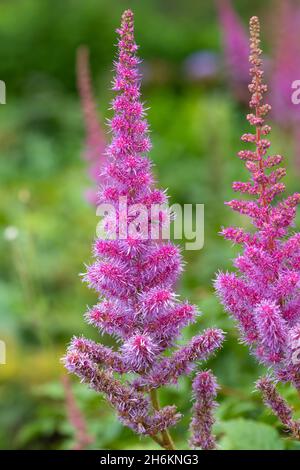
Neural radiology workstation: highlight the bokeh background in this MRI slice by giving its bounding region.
[1,0,300,450]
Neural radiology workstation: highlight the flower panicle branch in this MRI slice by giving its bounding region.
[256,376,300,439]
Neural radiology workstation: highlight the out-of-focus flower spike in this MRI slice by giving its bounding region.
[62,375,94,450]
[216,0,249,103]
[76,46,106,205]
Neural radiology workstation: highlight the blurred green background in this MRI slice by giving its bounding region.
[1,0,300,450]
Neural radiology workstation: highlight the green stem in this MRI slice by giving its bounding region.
[150,389,175,450]
[150,434,164,447]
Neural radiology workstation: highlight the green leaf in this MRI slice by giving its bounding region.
[218,419,285,450]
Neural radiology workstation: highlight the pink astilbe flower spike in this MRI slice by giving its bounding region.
[64,10,224,449]
[77,46,106,205]
[216,0,249,104]
[215,16,300,435]
[189,370,219,450]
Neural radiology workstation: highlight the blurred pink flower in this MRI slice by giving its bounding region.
[216,0,249,103]
[270,0,300,171]
[76,46,106,205]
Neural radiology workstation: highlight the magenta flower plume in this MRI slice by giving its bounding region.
[189,370,219,450]
[216,0,249,103]
[77,46,106,205]
[215,16,300,432]
[64,10,224,450]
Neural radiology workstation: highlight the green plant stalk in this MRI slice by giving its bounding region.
[150,389,176,450]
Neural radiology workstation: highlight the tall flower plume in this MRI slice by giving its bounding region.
[270,0,300,126]
[215,16,300,436]
[77,46,106,205]
[64,10,224,450]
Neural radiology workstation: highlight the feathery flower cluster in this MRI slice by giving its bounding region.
[64,10,224,449]
[77,46,106,205]
[189,370,219,450]
[215,16,300,428]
